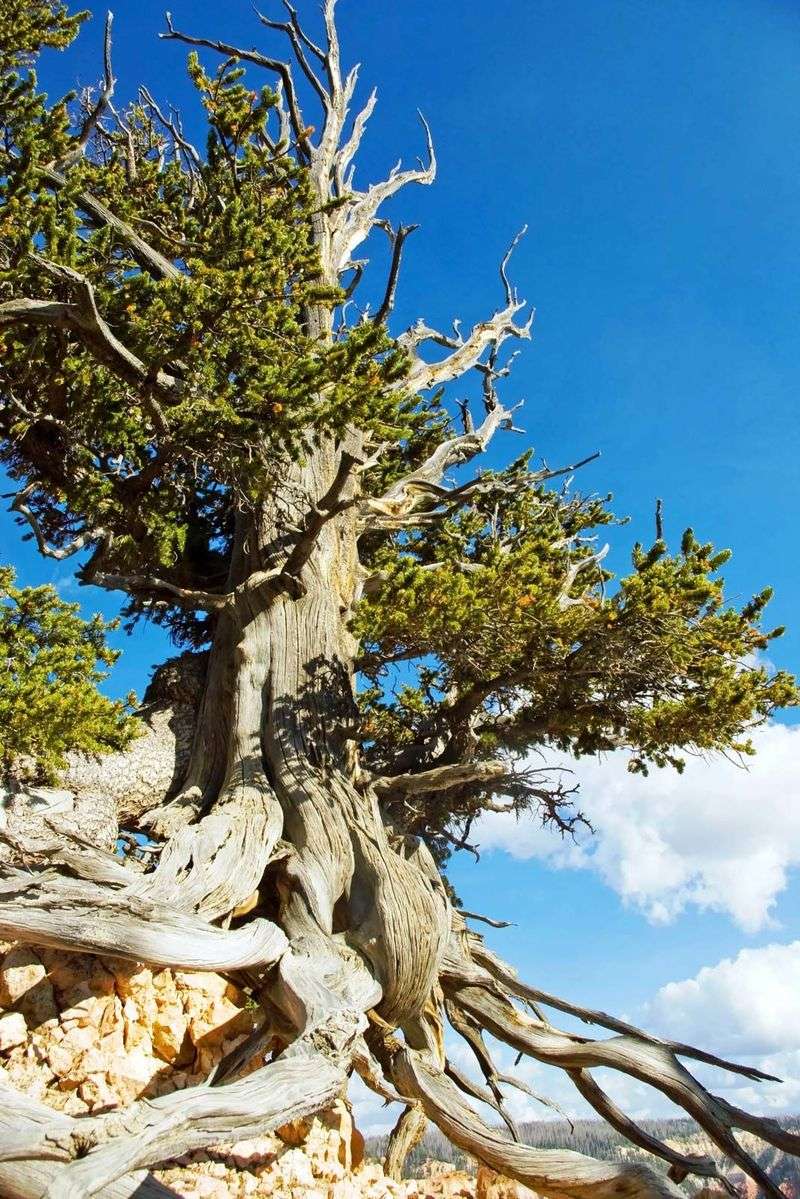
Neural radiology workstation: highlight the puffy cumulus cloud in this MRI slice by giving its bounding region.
[650,940,800,1057]
[645,942,800,1115]
[475,721,800,932]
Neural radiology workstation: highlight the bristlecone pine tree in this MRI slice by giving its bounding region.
[1,4,798,1196]
[0,563,135,780]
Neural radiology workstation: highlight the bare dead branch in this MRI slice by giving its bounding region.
[374,221,418,325]
[329,114,435,273]
[255,7,330,111]
[458,910,514,929]
[440,953,798,1199]
[337,86,377,183]
[10,486,108,561]
[384,1104,427,1180]
[495,1073,574,1127]
[54,11,116,172]
[90,569,229,611]
[568,1068,726,1187]
[0,863,288,972]
[372,760,507,802]
[397,304,533,395]
[160,13,308,152]
[139,86,202,172]
[499,225,528,306]
[443,1059,520,1142]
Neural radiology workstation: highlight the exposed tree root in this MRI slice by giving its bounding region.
[0,1083,178,1199]
[435,931,799,1199]
[0,863,287,972]
[384,1104,428,1181]
[0,1047,343,1199]
[392,1047,685,1199]
[3,793,800,1199]
[141,765,283,921]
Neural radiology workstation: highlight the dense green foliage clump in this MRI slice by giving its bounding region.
[356,461,796,852]
[358,468,793,773]
[0,565,136,779]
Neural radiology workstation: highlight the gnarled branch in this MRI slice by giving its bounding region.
[0,256,183,401]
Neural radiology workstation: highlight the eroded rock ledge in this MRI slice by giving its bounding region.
[0,938,529,1198]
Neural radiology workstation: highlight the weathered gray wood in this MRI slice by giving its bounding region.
[384,1104,427,1182]
[0,1084,178,1199]
[466,937,780,1083]
[39,1054,345,1198]
[2,5,797,1197]
[442,971,788,1199]
[0,868,287,971]
[393,1048,685,1199]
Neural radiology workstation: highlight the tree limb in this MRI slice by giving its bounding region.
[10,486,108,561]
[40,169,181,282]
[0,863,288,972]
[329,114,435,273]
[55,12,116,172]
[441,961,798,1199]
[467,939,781,1083]
[0,1082,177,1199]
[374,221,418,325]
[395,227,532,394]
[393,1048,686,1199]
[160,13,308,152]
[372,760,507,802]
[89,570,229,612]
[0,256,183,401]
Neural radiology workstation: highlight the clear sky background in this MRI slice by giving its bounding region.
[5,0,800,1129]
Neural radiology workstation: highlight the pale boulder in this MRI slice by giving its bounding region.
[0,945,58,1026]
[0,1011,27,1052]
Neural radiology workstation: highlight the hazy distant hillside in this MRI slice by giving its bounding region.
[368,1116,800,1194]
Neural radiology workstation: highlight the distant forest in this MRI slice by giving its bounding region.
[367,1116,800,1193]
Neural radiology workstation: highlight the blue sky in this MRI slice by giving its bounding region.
[5,0,800,1126]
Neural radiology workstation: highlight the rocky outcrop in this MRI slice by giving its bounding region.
[0,938,481,1196]
[0,940,261,1117]
[0,781,119,858]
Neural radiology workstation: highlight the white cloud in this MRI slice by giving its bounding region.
[650,940,800,1057]
[646,941,800,1114]
[475,721,800,932]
